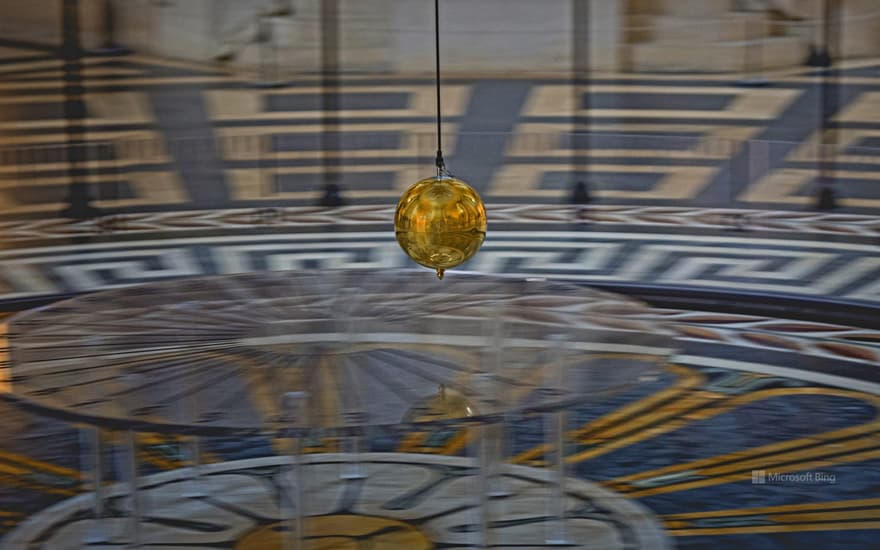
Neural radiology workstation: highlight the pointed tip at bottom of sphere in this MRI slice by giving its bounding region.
[436,269,445,280]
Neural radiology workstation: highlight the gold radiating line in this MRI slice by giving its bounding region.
[664,498,880,520]
[669,521,880,537]
[622,449,880,499]
[605,388,880,498]
[572,386,877,466]
[663,499,880,535]
[509,364,880,506]
[511,363,704,465]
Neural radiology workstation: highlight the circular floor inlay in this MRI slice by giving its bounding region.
[235,515,432,550]
[1,453,672,550]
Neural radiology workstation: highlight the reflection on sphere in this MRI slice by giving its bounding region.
[395,175,487,279]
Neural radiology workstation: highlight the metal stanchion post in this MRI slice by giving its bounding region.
[120,372,146,549]
[543,334,570,546]
[125,429,143,549]
[82,427,108,545]
[337,287,367,480]
[477,422,494,549]
[182,386,205,497]
[281,391,308,550]
[82,335,109,545]
[479,303,511,499]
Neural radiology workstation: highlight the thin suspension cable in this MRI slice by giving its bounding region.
[434,0,445,175]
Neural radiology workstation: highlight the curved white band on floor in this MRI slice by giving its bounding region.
[2,453,673,550]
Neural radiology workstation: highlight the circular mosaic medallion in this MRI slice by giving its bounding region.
[2,453,672,549]
[234,515,432,550]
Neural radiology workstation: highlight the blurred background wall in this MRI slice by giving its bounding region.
[624,0,880,71]
[96,0,621,74]
[0,0,64,47]
[6,0,877,75]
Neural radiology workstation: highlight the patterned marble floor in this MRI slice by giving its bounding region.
[0,204,877,306]
[2,41,880,218]
[0,202,878,548]
[0,314,878,548]
[1,36,879,550]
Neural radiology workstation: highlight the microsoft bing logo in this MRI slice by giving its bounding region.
[751,469,836,485]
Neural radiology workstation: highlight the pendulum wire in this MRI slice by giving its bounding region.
[434,0,445,175]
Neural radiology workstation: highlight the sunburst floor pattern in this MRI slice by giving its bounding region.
[4,270,671,435]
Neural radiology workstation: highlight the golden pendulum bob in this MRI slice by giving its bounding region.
[394,175,487,279]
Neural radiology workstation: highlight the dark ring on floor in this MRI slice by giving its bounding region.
[6,282,878,330]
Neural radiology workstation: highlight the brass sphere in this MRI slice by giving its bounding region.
[394,175,487,279]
